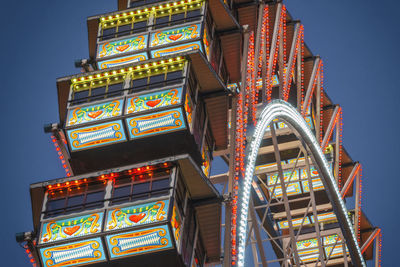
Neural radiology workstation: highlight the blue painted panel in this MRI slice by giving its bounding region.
[150,41,203,58]
[126,107,186,139]
[66,99,124,127]
[39,212,104,244]
[97,34,148,58]
[106,224,173,259]
[39,237,106,267]
[150,24,201,48]
[67,120,127,151]
[125,87,183,115]
[97,52,148,69]
[105,199,169,232]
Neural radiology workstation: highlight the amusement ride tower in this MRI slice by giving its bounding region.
[17,0,382,266]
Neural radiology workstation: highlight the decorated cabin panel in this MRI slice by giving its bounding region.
[277,217,311,230]
[296,238,319,263]
[126,107,186,139]
[67,120,127,151]
[106,224,173,259]
[125,87,183,115]
[39,213,104,245]
[201,144,210,177]
[323,234,348,258]
[267,170,299,185]
[268,182,301,198]
[150,24,201,48]
[105,199,169,232]
[97,52,148,69]
[170,202,182,251]
[39,237,106,267]
[301,178,324,192]
[184,87,193,131]
[66,99,124,127]
[300,164,330,192]
[310,212,337,224]
[97,34,148,59]
[150,41,203,58]
[202,25,211,60]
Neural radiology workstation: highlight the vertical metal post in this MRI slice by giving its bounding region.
[224,96,236,267]
[250,225,260,266]
[304,152,325,267]
[302,57,320,116]
[224,26,251,267]
[278,15,284,100]
[334,116,340,184]
[270,124,301,267]
[316,73,321,144]
[250,198,268,267]
[340,233,349,267]
[296,28,302,111]
[375,235,380,267]
[355,170,361,245]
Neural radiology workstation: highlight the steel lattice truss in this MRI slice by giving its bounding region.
[210,2,382,267]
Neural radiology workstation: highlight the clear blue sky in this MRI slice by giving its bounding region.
[0,0,398,265]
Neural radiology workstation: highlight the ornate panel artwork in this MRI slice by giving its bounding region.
[150,24,201,48]
[267,170,301,198]
[277,217,311,230]
[170,202,182,250]
[97,35,147,59]
[40,213,104,244]
[201,144,210,177]
[296,238,319,262]
[106,225,173,259]
[323,234,347,258]
[268,182,301,198]
[184,90,193,129]
[66,99,123,127]
[300,164,329,192]
[150,41,202,58]
[126,108,186,139]
[39,237,106,267]
[267,170,299,185]
[97,52,148,69]
[105,200,169,231]
[203,26,210,60]
[301,178,324,192]
[126,87,183,115]
[310,212,337,224]
[67,120,127,151]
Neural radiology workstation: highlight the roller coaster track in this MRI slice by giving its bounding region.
[213,2,382,266]
[237,100,364,267]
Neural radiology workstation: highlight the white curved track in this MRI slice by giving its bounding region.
[237,100,365,267]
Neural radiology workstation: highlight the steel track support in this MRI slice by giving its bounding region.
[303,151,326,267]
[270,124,301,266]
[250,198,268,267]
[321,105,340,151]
[355,168,361,245]
[341,163,360,198]
[302,57,320,117]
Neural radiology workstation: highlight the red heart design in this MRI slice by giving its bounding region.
[168,34,182,41]
[303,242,311,247]
[63,226,80,236]
[146,99,162,107]
[129,213,146,223]
[88,110,103,118]
[116,44,129,52]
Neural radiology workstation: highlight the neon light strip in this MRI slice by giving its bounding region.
[237,100,365,267]
[51,136,71,177]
